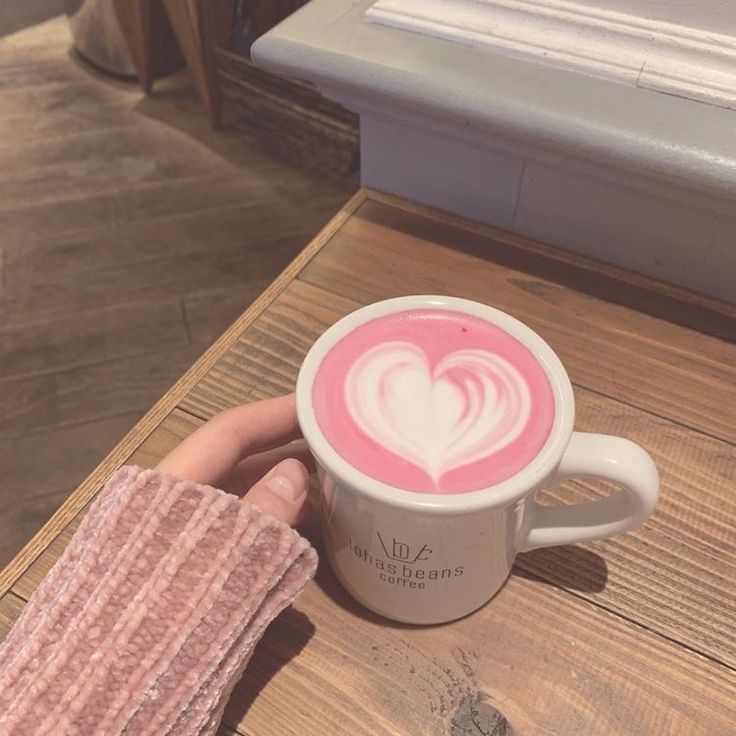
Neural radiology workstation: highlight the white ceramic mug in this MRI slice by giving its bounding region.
[296,296,659,624]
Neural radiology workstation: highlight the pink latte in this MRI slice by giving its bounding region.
[312,308,555,494]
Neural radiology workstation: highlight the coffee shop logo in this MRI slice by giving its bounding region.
[376,532,432,564]
[347,531,463,590]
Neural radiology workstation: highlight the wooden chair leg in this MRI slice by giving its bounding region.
[113,0,155,92]
[161,0,235,128]
[113,0,181,93]
[199,0,239,128]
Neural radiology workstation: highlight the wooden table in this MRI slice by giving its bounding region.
[1,190,734,735]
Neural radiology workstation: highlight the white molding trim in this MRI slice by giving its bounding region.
[366,0,736,109]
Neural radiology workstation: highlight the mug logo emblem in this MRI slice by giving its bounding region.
[377,531,432,564]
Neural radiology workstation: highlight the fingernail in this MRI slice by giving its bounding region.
[265,466,305,503]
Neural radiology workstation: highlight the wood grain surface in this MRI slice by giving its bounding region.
[0,14,353,569]
[216,567,736,736]
[179,278,736,667]
[299,200,736,442]
[1,190,734,735]
[0,593,25,643]
[0,296,189,379]
[0,190,366,600]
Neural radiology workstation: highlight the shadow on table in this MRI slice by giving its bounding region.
[222,607,315,729]
[513,545,608,592]
[310,538,436,630]
[311,535,608,627]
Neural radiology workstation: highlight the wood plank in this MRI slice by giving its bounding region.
[0,116,215,175]
[222,570,736,736]
[361,193,736,337]
[217,727,241,736]
[524,394,736,668]
[0,16,69,57]
[125,406,203,468]
[12,515,84,603]
[0,1,64,42]
[0,295,188,379]
[3,232,310,324]
[5,193,335,279]
[0,189,367,600]
[181,279,736,666]
[0,490,69,571]
[5,407,734,736]
[0,82,136,144]
[332,196,735,361]
[0,346,203,439]
[0,56,91,91]
[298,199,736,443]
[2,182,342,323]
[0,412,140,505]
[0,593,25,642]
[178,284,359,417]
[0,125,224,211]
[0,171,341,246]
[0,41,70,68]
[183,287,266,349]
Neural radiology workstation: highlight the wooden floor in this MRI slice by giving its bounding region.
[0,16,353,568]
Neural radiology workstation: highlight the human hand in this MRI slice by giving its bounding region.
[156,394,312,526]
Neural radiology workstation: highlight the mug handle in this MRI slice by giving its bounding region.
[518,432,659,552]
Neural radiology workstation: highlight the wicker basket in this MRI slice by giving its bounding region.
[216,47,359,177]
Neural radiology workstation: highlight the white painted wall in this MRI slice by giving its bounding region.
[360,113,734,300]
[580,0,736,36]
[253,0,736,300]
[368,0,736,109]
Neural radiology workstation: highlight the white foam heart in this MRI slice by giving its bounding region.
[345,341,531,486]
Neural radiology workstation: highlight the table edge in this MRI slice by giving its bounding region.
[363,189,736,322]
[0,189,369,599]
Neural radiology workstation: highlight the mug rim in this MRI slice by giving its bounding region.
[296,295,575,513]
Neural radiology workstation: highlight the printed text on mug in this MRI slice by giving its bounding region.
[347,533,464,589]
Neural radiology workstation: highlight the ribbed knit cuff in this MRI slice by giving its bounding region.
[0,465,318,736]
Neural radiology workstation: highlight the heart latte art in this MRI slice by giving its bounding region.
[312,309,555,493]
[346,343,531,485]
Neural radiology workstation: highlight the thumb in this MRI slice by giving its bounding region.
[243,458,310,526]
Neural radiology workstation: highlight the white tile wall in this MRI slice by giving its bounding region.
[359,116,733,301]
[360,115,523,229]
[514,163,725,298]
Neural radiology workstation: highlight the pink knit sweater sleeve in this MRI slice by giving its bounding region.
[0,465,319,736]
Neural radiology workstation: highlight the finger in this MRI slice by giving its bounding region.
[243,458,310,526]
[156,394,300,487]
[219,441,315,495]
